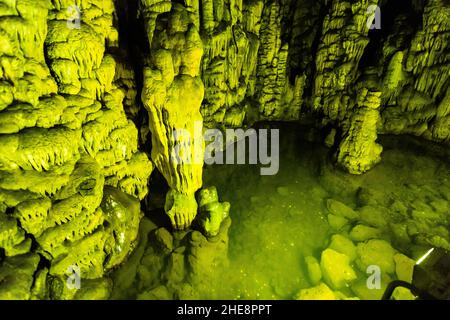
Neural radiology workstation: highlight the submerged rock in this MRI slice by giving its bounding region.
[295,283,336,300]
[320,249,357,290]
[328,234,357,262]
[349,225,382,242]
[356,239,396,275]
[351,273,393,300]
[358,206,388,229]
[318,162,364,196]
[389,222,411,249]
[276,186,290,196]
[326,199,359,221]
[304,256,322,286]
[394,253,415,283]
[327,214,350,231]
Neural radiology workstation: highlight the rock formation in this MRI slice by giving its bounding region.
[140,2,205,230]
[0,0,152,299]
[134,0,449,227]
[0,0,449,299]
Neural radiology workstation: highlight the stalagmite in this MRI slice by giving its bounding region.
[336,88,383,174]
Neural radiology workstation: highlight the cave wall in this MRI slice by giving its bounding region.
[0,0,153,299]
[131,0,449,174]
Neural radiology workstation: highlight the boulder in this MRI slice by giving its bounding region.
[276,186,290,196]
[328,234,357,261]
[326,199,359,220]
[358,206,388,229]
[429,199,448,213]
[0,253,40,300]
[295,283,336,300]
[320,249,357,290]
[389,222,411,249]
[351,273,392,300]
[73,278,112,300]
[394,253,415,282]
[304,256,322,285]
[349,225,381,242]
[327,214,349,231]
[356,239,396,275]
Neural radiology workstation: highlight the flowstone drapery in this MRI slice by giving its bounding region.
[0,0,152,299]
[141,3,205,230]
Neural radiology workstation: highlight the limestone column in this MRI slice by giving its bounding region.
[141,3,205,230]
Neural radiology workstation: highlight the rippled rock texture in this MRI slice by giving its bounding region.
[0,0,449,299]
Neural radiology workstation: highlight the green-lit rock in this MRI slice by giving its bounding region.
[295,283,336,300]
[0,253,40,300]
[30,268,49,300]
[137,285,172,300]
[141,3,205,231]
[356,240,396,275]
[389,222,411,249]
[73,278,112,300]
[392,287,416,300]
[349,225,381,242]
[0,0,152,300]
[327,214,349,231]
[101,186,142,269]
[328,234,357,262]
[152,228,174,254]
[0,0,449,301]
[393,253,415,283]
[326,199,359,221]
[351,273,392,300]
[358,206,388,229]
[164,190,199,231]
[320,249,357,290]
[196,186,230,237]
[336,89,383,175]
[163,252,186,283]
[304,256,322,286]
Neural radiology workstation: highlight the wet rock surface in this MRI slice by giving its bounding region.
[0,0,449,300]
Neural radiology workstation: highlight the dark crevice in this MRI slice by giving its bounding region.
[359,0,421,69]
[114,0,151,150]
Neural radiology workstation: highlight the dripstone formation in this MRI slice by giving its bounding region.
[0,0,152,299]
[0,0,448,299]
